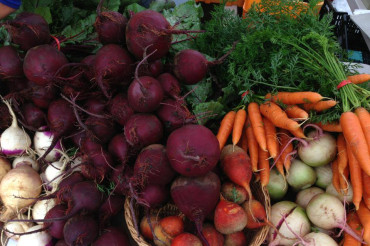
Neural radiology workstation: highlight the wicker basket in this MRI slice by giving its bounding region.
[125,180,271,246]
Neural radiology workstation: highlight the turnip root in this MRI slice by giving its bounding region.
[17,225,53,246]
[295,187,324,209]
[4,214,34,241]
[0,157,11,182]
[297,232,338,246]
[286,159,316,190]
[12,155,39,172]
[32,198,57,224]
[34,127,64,162]
[214,199,247,234]
[326,182,353,202]
[314,164,333,189]
[166,124,220,177]
[267,167,288,201]
[0,165,42,221]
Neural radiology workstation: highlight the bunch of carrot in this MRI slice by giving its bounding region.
[216,91,336,188]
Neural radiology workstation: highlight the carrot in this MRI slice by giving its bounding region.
[232,108,247,146]
[237,127,248,153]
[363,171,370,210]
[302,100,337,112]
[354,107,370,153]
[262,117,278,159]
[357,201,370,244]
[347,74,370,84]
[340,111,370,176]
[347,143,363,210]
[258,146,270,187]
[337,134,349,194]
[245,117,259,172]
[275,156,285,178]
[331,159,341,194]
[339,165,349,195]
[314,121,342,132]
[248,102,267,151]
[265,91,323,105]
[216,111,236,150]
[278,129,294,173]
[343,212,362,246]
[284,105,309,120]
[260,101,305,139]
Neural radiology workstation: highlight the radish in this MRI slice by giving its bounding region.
[171,172,221,246]
[0,99,31,157]
[268,201,311,246]
[297,232,338,246]
[267,167,288,201]
[0,165,42,221]
[108,93,134,126]
[34,126,63,162]
[63,214,99,246]
[0,156,11,181]
[298,130,337,167]
[125,10,204,61]
[92,227,131,246]
[326,182,353,202]
[286,159,316,190]
[295,187,324,209]
[314,164,333,189]
[94,0,128,44]
[5,13,50,51]
[17,225,53,246]
[32,198,57,224]
[306,193,364,243]
[0,46,23,80]
[23,45,69,86]
[166,124,220,177]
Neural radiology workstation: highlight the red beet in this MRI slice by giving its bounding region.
[202,224,224,246]
[23,45,69,86]
[171,172,221,246]
[57,172,85,203]
[63,214,99,246]
[92,227,131,246]
[108,133,130,164]
[109,93,134,126]
[6,13,50,51]
[139,184,169,208]
[56,240,68,246]
[157,73,181,99]
[133,144,175,186]
[137,59,164,77]
[83,150,114,181]
[224,231,247,246]
[44,204,68,239]
[30,83,58,109]
[81,55,95,81]
[84,98,106,114]
[85,116,117,144]
[21,103,46,129]
[124,113,163,149]
[98,195,125,226]
[94,44,134,98]
[0,46,23,80]
[166,124,220,177]
[127,76,164,113]
[111,165,133,196]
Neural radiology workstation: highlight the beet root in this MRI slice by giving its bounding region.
[98,195,125,227]
[157,73,181,99]
[21,103,46,129]
[108,133,130,164]
[95,10,128,45]
[173,49,208,85]
[166,124,220,177]
[84,116,117,144]
[92,227,131,246]
[67,181,104,215]
[44,204,68,239]
[0,46,23,80]
[63,214,99,246]
[109,93,134,126]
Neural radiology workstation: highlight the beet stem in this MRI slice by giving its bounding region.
[60,93,107,119]
[134,47,157,93]
[208,41,238,66]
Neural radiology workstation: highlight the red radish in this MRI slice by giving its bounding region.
[92,227,131,246]
[94,0,127,44]
[6,13,50,51]
[214,199,248,234]
[109,93,134,126]
[125,10,204,61]
[171,172,221,246]
[0,46,23,79]
[108,133,130,164]
[23,45,69,86]
[173,48,233,85]
[85,116,117,144]
[156,98,195,133]
[140,215,159,240]
[63,214,99,246]
[153,215,184,246]
[166,124,220,177]
[133,144,176,186]
[172,233,203,246]
[221,182,249,204]
[157,73,181,99]
[202,224,224,246]
[44,204,68,239]
[21,103,46,129]
[30,84,58,109]
[124,113,163,149]
[220,145,253,211]
[224,231,247,246]
[242,199,267,229]
[98,195,125,227]
[94,44,134,98]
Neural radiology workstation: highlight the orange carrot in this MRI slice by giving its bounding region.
[275,156,285,178]
[343,212,363,246]
[216,111,236,150]
[337,134,349,194]
[248,102,267,151]
[245,117,259,172]
[237,127,248,153]
[363,171,370,210]
[260,101,305,139]
[278,129,294,173]
[354,107,370,153]
[331,159,341,194]
[265,91,323,105]
[339,165,349,195]
[262,117,278,159]
[340,111,370,176]
[284,105,309,119]
[302,100,337,112]
[347,143,363,210]
[232,108,247,146]
[258,146,270,187]
[357,201,370,244]
[347,74,370,84]
[315,121,342,132]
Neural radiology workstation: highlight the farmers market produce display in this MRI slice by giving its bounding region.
[0,0,369,245]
